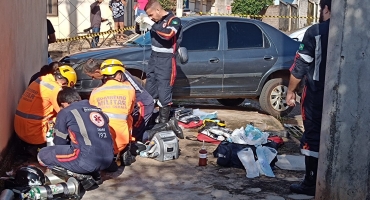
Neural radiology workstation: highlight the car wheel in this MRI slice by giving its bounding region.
[217,98,245,107]
[259,78,294,117]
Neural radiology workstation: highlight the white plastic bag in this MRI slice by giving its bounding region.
[244,124,268,146]
[237,147,259,178]
[228,127,248,144]
[256,146,275,177]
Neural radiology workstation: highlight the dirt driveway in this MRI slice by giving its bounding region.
[81,99,311,200]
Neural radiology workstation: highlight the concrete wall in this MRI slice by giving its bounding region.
[48,0,113,39]
[0,1,47,155]
[262,2,298,32]
[262,5,280,29]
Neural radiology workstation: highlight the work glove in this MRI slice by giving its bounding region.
[142,16,155,26]
[135,15,143,24]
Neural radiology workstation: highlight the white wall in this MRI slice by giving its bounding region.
[48,0,114,39]
[0,1,47,154]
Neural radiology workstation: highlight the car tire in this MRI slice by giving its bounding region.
[259,78,294,117]
[217,98,245,107]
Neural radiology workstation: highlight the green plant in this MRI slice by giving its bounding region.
[231,0,273,15]
[159,0,176,11]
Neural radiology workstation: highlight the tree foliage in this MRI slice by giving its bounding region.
[231,0,273,15]
[158,0,176,11]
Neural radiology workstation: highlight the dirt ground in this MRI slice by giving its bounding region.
[1,99,313,200]
[1,50,312,199]
[81,100,310,200]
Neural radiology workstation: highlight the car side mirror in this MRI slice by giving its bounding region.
[177,47,188,64]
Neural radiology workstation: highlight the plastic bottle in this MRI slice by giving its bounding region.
[46,120,55,146]
[198,140,207,166]
[237,147,259,178]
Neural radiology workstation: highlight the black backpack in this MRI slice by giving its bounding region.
[213,141,279,169]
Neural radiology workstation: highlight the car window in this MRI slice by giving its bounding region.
[132,31,151,45]
[181,22,219,51]
[226,22,264,49]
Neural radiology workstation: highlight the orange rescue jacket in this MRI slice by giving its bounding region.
[14,74,62,144]
[89,80,136,154]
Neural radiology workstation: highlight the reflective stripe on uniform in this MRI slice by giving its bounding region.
[301,149,319,158]
[151,46,173,53]
[35,78,55,90]
[105,113,128,120]
[124,72,143,93]
[55,129,68,139]
[93,85,132,94]
[313,35,322,81]
[70,109,92,146]
[298,52,314,63]
[15,110,44,120]
[167,26,178,33]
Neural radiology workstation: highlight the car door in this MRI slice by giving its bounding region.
[222,21,278,93]
[173,21,224,98]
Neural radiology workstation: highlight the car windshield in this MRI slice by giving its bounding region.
[130,32,151,46]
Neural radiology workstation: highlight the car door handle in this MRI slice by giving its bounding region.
[264,55,274,61]
[209,57,220,63]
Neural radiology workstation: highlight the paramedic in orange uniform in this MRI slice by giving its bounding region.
[14,65,77,147]
[89,59,136,157]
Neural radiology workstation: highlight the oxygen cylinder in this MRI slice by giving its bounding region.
[26,177,80,200]
[0,189,14,200]
[198,140,207,166]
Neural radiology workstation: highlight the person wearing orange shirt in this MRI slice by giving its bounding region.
[89,60,136,165]
[14,65,77,156]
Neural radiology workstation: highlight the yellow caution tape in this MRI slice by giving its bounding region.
[198,12,318,19]
[55,26,136,43]
[56,13,317,43]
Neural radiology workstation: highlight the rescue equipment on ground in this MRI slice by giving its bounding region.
[140,131,179,162]
[14,166,45,187]
[198,140,207,166]
[21,177,80,200]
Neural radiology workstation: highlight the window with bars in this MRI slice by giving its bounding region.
[47,0,58,16]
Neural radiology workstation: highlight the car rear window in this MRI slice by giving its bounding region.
[227,22,264,49]
[181,22,219,51]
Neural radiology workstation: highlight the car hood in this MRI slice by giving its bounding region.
[60,45,151,64]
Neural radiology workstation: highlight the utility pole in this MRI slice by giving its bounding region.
[176,0,183,17]
[316,0,370,199]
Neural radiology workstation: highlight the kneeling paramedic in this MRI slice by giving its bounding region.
[83,58,154,142]
[135,0,183,123]
[88,60,136,164]
[83,59,184,142]
[38,87,114,189]
[14,65,77,154]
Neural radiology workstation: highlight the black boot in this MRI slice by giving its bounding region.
[159,105,171,123]
[167,117,184,139]
[290,156,318,196]
[146,123,168,140]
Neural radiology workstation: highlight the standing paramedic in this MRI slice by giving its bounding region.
[286,0,331,196]
[135,0,183,123]
[14,66,77,155]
